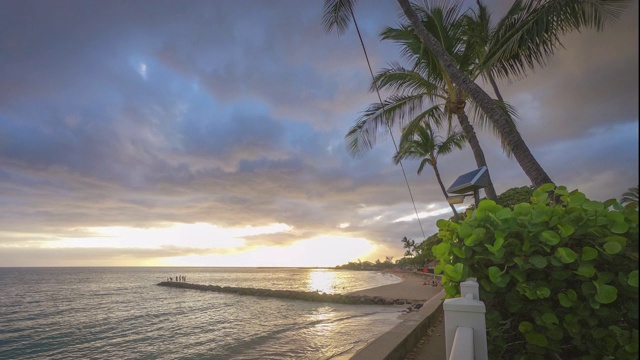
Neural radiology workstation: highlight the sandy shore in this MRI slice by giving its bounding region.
[346,271,442,302]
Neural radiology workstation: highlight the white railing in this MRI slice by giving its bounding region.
[443,278,488,360]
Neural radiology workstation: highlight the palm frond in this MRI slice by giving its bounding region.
[372,64,444,97]
[468,98,519,157]
[322,0,357,35]
[620,186,639,206]
[481,0,629,80]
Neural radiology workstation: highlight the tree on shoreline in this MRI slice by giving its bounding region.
[393,121,466,217]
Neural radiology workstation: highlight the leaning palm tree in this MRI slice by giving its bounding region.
[393,121,466,217]
[620,186,639,208]
[348,2,508,201]
[325,0,628,188]
[396,0,629,188]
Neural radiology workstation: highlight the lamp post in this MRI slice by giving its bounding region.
[447,166,489,208]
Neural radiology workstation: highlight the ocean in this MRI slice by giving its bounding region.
[0,267,404,359]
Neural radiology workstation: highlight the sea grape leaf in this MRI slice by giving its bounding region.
[528,255,547,269]
[574,264,596,278]
[594,283,618,304]
[436,219,450,229]
[603,241,622,255]
[488,266,502,284]
[525,332,549,347]
[519,321,533,333]
[536,286,551,299]
[611,221,629,234]
[538,183,556,192]
[555,247,578,263]
[628,270,638,287]
[558,293,574,307]
[581,247,598,261]
[557,223,575,237]
[540,230,561,245]
[496,207,511,220]
[542,312,559,326]
[582,200,604,211]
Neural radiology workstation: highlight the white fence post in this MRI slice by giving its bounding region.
[444,278,488,360]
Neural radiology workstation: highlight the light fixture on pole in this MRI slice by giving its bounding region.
[447,166,489,208]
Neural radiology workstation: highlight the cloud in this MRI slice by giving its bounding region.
[0,0,637,266]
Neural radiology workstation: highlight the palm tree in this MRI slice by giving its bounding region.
[396,0,628,188]
[400,236,417,257]
[620,186,639,208]
[347,2,504,200]
[393,121,466,217]
[324,0,628,188]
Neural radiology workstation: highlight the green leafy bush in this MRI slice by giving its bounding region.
[433,184,639,359]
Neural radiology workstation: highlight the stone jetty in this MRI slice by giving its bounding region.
[157,281,417,306]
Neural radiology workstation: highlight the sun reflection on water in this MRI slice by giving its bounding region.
[307,269,340,293]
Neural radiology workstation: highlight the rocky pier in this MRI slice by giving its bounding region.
[157,281,419,306]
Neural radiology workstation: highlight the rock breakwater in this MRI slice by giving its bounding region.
[157,281,418,306]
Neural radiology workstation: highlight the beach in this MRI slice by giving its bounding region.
[344,271,446,360]
[347,270,442,303]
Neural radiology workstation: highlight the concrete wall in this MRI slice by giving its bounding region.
[350,290,445,360]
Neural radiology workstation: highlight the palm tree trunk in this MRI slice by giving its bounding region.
[452,103,498,201]
[487,72,505,103]
[432,164,460,217]
[397,0,553,188]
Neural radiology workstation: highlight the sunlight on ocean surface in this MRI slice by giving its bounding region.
[0,267,403,359]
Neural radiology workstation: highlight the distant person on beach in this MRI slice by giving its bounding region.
[170,277,173,282]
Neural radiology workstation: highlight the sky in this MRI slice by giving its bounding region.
[0,0,637,267]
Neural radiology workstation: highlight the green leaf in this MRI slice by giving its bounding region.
[528,255,547,269]
[611,221,629,234]
[567,289,577,302]
[452,246,464,258]
[464,235,481,246]
[536,286,551,299]
[538,183,556,192]
[557,223,575,237]
[496,207,512,219]
[569,192,587,206]
[603,241,623,255]
[514,257,525,267]
[432,243,451,258]
[540,230,561,245]
[477,200,499,212]
[513,202,531,216]
[458,223,473,238]
[525,332,549,347]
[574,264,596,278]
[444,263,464,282]
[582,200,604,211]
[581,247,598,261]
[519,321,534,333]
[594,283,618,304]
[541,313,559,326]
[488,266,502,284]
[555,247,578,264]
[436,219,450,229]
[558,293,573,307]
[628,270,638,287]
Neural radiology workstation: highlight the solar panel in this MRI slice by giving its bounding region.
[447,166,489,194]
